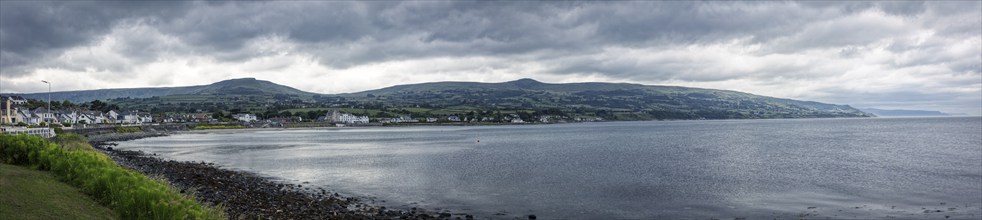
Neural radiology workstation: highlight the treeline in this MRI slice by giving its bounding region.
[15,99,120,112]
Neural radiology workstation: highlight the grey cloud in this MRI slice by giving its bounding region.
[0,1,191,75]
[2,2,979,93]
[6,1,976,71]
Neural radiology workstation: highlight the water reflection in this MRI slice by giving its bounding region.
[117,117,982,219]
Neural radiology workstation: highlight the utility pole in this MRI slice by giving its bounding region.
[41,80,50,128]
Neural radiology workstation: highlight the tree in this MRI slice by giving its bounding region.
[212,112,225,120]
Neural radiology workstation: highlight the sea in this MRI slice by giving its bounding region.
[116,117,982,219]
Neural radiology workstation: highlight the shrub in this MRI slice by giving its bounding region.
[192,125,245,130]
[115,127,142,133]
[0,134,225,219]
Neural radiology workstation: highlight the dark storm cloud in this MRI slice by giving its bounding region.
[4,1,978,71]
[1,1,979,114]
[0,1,191,74]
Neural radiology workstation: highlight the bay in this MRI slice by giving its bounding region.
[116,117,982,219]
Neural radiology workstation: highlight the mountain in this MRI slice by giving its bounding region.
[6,78,315,103]
[859,108,949,117]
[339,78,871,119]
[5,78,871,120]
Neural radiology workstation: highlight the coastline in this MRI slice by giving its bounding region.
[88,130,476,220]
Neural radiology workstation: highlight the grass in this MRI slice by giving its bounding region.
[114,127,142,133]
[193,125,246,130]
[0,134,225,219]
[0,163,119,220]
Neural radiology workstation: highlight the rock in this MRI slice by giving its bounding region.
[465,214,474,220]
[528,214,537,219]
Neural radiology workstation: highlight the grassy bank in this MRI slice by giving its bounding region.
[0,134,224,219]
[0,163,118,220]
[193,125,245,130]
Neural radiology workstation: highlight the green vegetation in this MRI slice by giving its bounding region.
[193,125,246,130]
[9,78,871,122]
[114,127,142,133]
[1,163,119,220]
[0,134,225,219]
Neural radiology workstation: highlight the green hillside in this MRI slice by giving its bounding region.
[8,78,315,103]
[336,78,870,119]
[5,78,871,120]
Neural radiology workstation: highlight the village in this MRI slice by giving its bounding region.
[0,95,597,137]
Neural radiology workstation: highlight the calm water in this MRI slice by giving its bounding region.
[117,117,982,219]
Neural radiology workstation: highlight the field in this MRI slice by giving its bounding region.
[0,134,225,219]
[0,163,118,220]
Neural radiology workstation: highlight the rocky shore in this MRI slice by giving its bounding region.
[90,134,478,220]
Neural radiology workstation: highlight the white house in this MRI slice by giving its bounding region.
[138,113,153,123]
[81,111,109,124]
[58,111,79,124]
[32,108,57,123]
[76,113,97,124]
[326,111,369,124]
[5,96,27,105]
[107,110,121,123]
[115,111,140,124]
[387,116,418,123]
[447,116,461,122]
[233,113,257,122]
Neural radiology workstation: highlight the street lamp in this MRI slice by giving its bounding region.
[41,80,50,128]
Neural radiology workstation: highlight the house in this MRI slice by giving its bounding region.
[32,108,57,123]
[426,118,438,123]
[138,113,153,123]
[107,110,121,123]
[511,118,525,123]
[326,111,369,124]
[387,116,418,123]
[109,111,141,124]
[19,109,41,125]
[192,113,212,122]
[58,111,79,124]
[233,113,257,122]
[80,111,108,124]
[76,113,97,124]
[447,116,461,122]
[4,96,27,105]
[161,116,178,123]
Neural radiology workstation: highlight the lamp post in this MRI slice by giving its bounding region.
[41,80,50,129]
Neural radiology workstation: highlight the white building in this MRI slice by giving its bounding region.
[326,111,369,124]
[0,127,56,138]
[32,108,57,123]
[138,113,153,123]
[233,113,257,122]
[58,111,79,124]
[447,116,461,122]
[19,109,41,125]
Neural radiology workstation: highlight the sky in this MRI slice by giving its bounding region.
[0,1,980,115]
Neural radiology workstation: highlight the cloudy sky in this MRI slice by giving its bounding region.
[1,1,979,114]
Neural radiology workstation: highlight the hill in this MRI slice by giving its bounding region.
[5,78,872,120]
[337,78,871,119]
[6,78,315,103]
